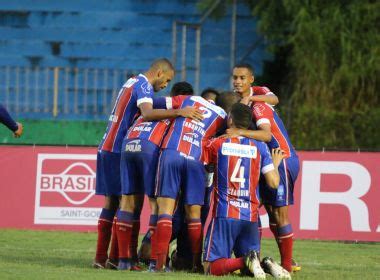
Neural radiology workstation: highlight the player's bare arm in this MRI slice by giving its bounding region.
[240,94,279,106]
[250,94,279,106]
[139,102,203,122]
[263,148,284,189]
[13,122,23,138]
[271,148,285,168]
[222,125,271,142]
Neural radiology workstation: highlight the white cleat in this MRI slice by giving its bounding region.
[261,257,291,279]
[244,251,266,279]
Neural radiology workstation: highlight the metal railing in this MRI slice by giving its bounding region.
[0,66,130,119]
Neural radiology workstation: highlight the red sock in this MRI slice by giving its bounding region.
[187,220,203,254]
[95,218,113,263]
[155,215,173,269]
[129,220,140,261]
[209,258,244,276]
[150,227,157,261]
[116,211,134,259]
[277,225,293,272]
[188,219,203,267]
[108,217,118,261]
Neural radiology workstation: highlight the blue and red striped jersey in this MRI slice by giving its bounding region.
[204,137,274,222]
[161,96,227,162]
[251,102,296,158]
[98,74,154,153]
[125,95,187,147]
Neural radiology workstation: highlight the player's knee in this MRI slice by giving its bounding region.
[103,195,119,210]
[273,206,290,226]
[149,198,158,214]
[157,197,176,215]
[120,195,136,212]
[185,205,201,220]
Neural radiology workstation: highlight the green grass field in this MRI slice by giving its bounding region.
[0,229,379,279]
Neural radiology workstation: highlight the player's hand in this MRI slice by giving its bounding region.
[13,122,23,138]
[178,106,204,122]
[271,148,285,167]
[221,128,241,138]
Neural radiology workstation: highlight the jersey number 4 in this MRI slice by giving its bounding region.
[231,159,246,188]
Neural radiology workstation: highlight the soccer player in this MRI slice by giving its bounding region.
[153,94,227,272]
[203,103,285,277]
[231,63,300,273]
[93,58,202,269]
[0,104,23,137]
[200,87,220,103]
[116,82,197,270]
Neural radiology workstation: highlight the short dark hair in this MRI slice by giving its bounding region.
[170,81,194,97]
[233,62,254,75]
[230,103,252,129]
[201,88,220,101]
[150,58,175,72]
[215,91,240,113]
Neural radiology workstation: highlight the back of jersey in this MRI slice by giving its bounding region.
[211,137,273,222]
[99,74,153,153]
[161,96,226,161]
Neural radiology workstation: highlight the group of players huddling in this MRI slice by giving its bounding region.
[93,58,300,278]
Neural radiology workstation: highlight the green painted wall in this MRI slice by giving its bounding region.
[0,120,107,146]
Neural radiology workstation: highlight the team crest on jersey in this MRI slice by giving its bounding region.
[253,103,266,117]
[34,154,101,225]
[221,143,257,158]
[141,81,153,95]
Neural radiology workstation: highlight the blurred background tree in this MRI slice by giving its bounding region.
[198,0,380,149]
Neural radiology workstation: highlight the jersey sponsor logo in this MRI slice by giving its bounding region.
[125,139,142,152]
[183,132,200,147]
[253,103,266,116]
[221,142,257,158]
[229,199,249,209]
[132,122,153,133]
[34,154,100,225]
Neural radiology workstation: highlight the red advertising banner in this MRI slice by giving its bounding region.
[0,145,379,241]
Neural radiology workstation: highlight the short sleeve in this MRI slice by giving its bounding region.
[258,142,274,174]
[203,138,222,164]
[252,102,273,128]
[136,81,154,107]
[252,86,274,96]
[171,95,188,109]
[152,97,167,109]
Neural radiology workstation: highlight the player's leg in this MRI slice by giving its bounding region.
[152,149,183,271]
[155,197,176,270]
[117,147,145,270]
[204,217,243,276]
[106,211,119,269]
[262,156,300,272]
[183,158,207,272]
[94,151,121,268]
[233,220,265,278]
